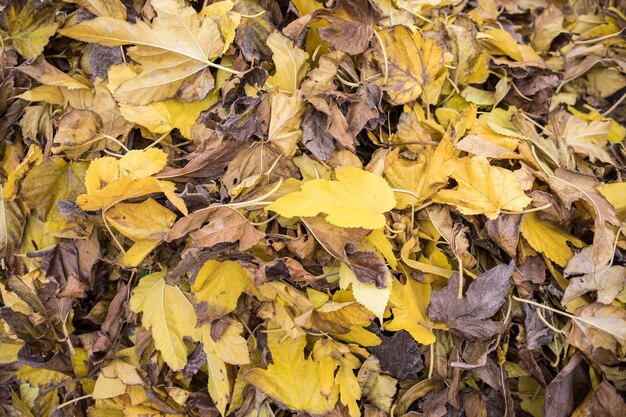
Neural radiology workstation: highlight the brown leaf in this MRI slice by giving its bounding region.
[428,263,514,340]
[544,352,591,417]
[312,0,381,55]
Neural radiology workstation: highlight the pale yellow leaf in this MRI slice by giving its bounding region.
[266,31,309,94]
[434,156,531,219]
[129,271,198,370]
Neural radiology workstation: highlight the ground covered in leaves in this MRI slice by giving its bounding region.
[1,0,626,416]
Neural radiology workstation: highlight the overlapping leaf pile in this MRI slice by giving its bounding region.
[1,0,625,416]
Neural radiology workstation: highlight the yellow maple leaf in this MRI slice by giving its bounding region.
[385,278,436,345]
[375,25,445,105]
[385,137,456,208]
[244,331,339,414]
[597,182,626,220]
[192,260,250,321]
[520,211,585,267]
[129,271,198,371]
[267,166,396,229]
[434,156,531,219]
[77,148,187,215]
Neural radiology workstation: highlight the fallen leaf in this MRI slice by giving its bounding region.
[267,166,396,229]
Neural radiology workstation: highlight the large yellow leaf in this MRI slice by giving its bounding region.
[385,278,436,345]
[129,271,198,371]
[375,26,445,105]
[244,331,339,414]
[59,0,232,104]
[266,31,309,94]
[434,156,531,219]
[192,260,249,321]
[385,137,456,208]
[520,211,585,267]
[267,166,396,229]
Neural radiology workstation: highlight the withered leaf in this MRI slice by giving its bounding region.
[428,263,514,340]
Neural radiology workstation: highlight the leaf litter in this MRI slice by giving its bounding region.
[0,0,625,416]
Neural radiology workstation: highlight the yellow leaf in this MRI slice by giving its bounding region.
[597,182,626,220]
[129,271,198,371]
[63,0,127,19]
[434,156,531,219]
[192,260,249,321]
[520,211,585,267]
[205,349,230,416]
[105,198,175,241]
[59,0,229,104]
[20,157,89,238]
[244,331,339,414]
[17,85,65,106]
[0,340,24,364]
[266,31,309,94]
[199,319,250,366]
[481,29,542,63]
[268,92,305,156]
[3,145,43,199]
[385,137,456,208]
[118,149,168,179]
[85,156,119,194]
[375,26,445,105]
[119,94,216,139]
[200,0,241,55]
[18,60,89,90]
[0,0,58,58]
[77,176,162,211]
[339,262,391,320]
[267,166,396,229]
[92,376,126,399]
[105,198,176,266]
[385,278,436,345]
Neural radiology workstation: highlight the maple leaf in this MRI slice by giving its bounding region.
[59,0,237,104]
[267,166,396,229]
[520,211,585,267]
[434,156,532,219]
[0,0,58,58]
[375,25,445,105]
[129,271,198,371]
[385,136,456,208]
[77,148,187,215]
[244,330,339,414]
